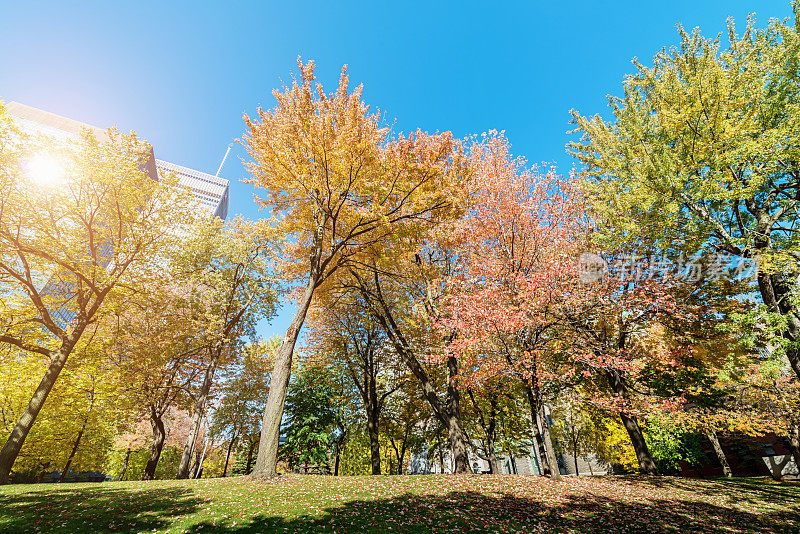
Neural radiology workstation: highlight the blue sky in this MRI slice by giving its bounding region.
[0,0,792,341]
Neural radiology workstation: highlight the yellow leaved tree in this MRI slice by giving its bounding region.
[0,103,190,483]
[244,59,466,478]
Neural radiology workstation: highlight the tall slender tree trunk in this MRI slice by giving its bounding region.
[705,427,731,477]
[362,369,382,475]
[334,435,344,476]
[251,275,317,479]
[363,274,469,474]
[389,431,409,475]
[119,447,132,481]
[384,326,469,473]
[191,450,202,479]
[194,435,213,479]
[0,340,78,484]
[531,416,551,476]
[367,409,381,475]
[572,436,580,476]
[58,427,85,483]
[246,437,257,474]
[142,408,166,480]
[177,356,218,479]
[380,329,468,473]
[538,405,562,481]
[223,432,237,477]
[603,369,659,475]
[398,440,408,475]
[470,390,499,474]
[523,380,557,479]
[436,426,445,473]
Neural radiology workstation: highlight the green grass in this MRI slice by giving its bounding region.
[0,474,798,533]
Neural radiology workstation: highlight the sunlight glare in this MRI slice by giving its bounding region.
[26,153,65,188]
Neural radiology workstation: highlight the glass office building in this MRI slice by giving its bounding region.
[6,101,231,324]
[155,159,229,220]
[6,101,231,220]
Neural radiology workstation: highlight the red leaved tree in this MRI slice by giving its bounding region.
[442,132,586,480]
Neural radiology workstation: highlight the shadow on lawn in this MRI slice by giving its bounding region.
[611,475,800,509]
[0,485,206,533]
[182,480,800,534]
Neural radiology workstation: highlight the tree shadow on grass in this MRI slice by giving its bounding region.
[0,486,206,533]
[182,484,800,534]
[609,475,800,509]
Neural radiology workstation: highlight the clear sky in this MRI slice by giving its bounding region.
[1,0,793,341]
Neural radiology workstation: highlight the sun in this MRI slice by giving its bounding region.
[26,153,66,188]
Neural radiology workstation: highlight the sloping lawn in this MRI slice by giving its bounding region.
[0,474,797,533]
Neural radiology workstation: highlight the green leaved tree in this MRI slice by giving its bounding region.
[569,7,800,382]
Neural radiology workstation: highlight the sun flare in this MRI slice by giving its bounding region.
[26,153,66,188]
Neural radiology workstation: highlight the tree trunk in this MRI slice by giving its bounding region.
[191,450,202,479]
[251,275,317,479]
[538,405,562,481]
[487,450,499,474]
[572,436,580,476]
[223,433,237,477]
[788,420,800,473]
[484,418,499,474]
[603,369,659,475]
[368,417,381,475]
[445,356,469,474]
[363,274,469,473]
[618,412,658,475]
[705,427,731,477]
[363,366,381,475]
[436,426,445,473]
[446,414,469,474]
[334,438,342,476]
[757,271,800,381]
[142,408,166,480]
[177,356,218,479]
[0,341,76,484]
[58,427,85,483]
[119,447,132,481]
[616,411,658,474]
[531,416,550,476]
[380,322,468,473]
[398,439,408,475]
[389,431,409,475]
[246,437,257,474]
[522,380,557,478]
[469,391,498,474]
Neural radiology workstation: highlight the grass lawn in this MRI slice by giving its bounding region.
[0,474,798,533]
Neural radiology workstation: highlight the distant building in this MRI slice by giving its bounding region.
[155,159,229,220]
[6,101,230,220]
[6,101,230,324]
[409,408,609,476]
[679,431,799,480]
